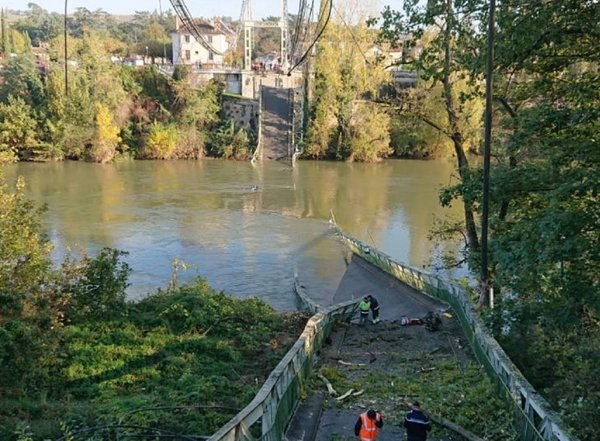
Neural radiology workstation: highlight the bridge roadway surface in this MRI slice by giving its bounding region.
[285,255,469,441]
[260,86,293,161]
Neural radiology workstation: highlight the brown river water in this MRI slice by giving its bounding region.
[3,159,466,310]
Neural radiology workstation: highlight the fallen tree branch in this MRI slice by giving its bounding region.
[317,373,337,396]
[338,360,367,367]
[398,400,484,441]
[336,389,355,401]
[429,414,484,441]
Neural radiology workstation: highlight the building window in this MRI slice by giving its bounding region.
[184,35,190,43]
[208,35,213,43]
[185,50,191,61]
[208,52,214,61]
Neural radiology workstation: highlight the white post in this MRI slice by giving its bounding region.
[281,0,289,70]
[244,23,252,71]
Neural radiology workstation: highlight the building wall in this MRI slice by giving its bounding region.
[172,32,228,66]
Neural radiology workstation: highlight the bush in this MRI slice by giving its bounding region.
[140,121,178,159]
[63,248,131,324]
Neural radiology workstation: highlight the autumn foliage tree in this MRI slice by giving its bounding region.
[305,1,392,162]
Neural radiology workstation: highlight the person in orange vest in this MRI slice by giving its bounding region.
[354,409,383,441]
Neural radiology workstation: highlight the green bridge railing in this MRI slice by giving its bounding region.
[334,225,579,441]
[207,292,358,441]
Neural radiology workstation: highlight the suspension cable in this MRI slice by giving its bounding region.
[287,0,333,74]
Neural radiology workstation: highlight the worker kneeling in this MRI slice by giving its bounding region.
[354,409,383,441]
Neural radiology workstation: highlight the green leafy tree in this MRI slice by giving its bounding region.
[306,3,392,162]
[209,119,252,159]
[45,66,95,159]
[0,96,42,162]
[373,0,484,249]
[479,3,600,438]
[0,176,58,394]
[139,21,171,63]
[12,3,63,46]
[0,53,45,108]
[377,1,599,439]
[171,73,222,158]
[1,8,9,55]
[62,248,131,324]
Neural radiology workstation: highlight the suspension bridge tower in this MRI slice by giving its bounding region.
[241,0,289,71]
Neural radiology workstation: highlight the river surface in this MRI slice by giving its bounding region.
[3,159,466,311]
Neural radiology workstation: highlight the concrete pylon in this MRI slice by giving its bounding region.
[242,0,253,70]
[281,0,289,70]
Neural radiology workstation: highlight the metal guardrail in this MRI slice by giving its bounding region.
[207,295,358,441]
[332,225,580,441]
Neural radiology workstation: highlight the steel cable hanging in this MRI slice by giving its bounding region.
[287,0,333,74]
[289,0,309,61]
[288,0,322,72]
[170,0,225,55]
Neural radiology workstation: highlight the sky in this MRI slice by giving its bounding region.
[3,0,405,20]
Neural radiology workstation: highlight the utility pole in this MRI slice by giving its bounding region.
[158,0,167,63]
[64,0,68,96]
[479,0,497,309]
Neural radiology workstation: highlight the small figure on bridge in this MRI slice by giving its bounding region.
[358,297,371,325]
[354,409,383,441]
[403,401,431,441]
[367,294,381,324]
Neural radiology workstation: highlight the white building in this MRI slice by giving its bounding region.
[171,17,233,68]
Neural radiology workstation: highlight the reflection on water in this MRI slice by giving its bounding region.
[3,159,465,310]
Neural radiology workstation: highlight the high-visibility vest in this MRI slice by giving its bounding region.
[358,412,379,441]
[359,300,370,313]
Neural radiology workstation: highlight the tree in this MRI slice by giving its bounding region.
[1,8,9,55]
[377,2,599,439]
[0,96,41,162]
[141,121,178,159]
[481,4,600,438]
[0,175,58,394]
[306,2,392,162]
[139,21,170,63]
[12,3,62,46]
[373,0,485,250]
[63,248,131,323]
[45,64,95,159]
[87,102,121,162]
[0,53,45,109]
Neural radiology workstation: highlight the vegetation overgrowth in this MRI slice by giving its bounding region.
[1,1,598,440]
[370,1,599,440]
[0,174,309,440]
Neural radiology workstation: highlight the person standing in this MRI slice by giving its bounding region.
[367,294,381,324]
[358,296,371,325]
[403,401,431,441]
[354,409,383,441]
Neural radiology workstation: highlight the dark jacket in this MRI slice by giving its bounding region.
[369,296,380,311]
[403,409,431,441]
